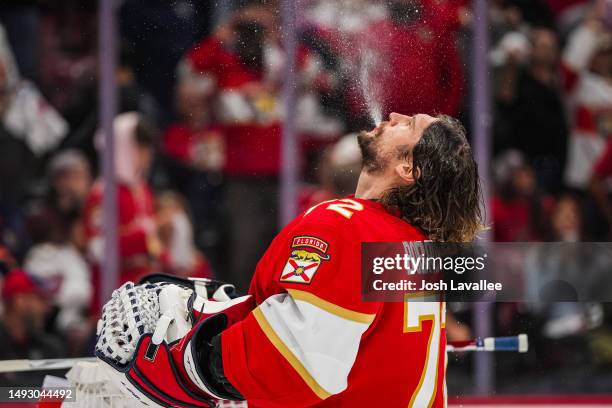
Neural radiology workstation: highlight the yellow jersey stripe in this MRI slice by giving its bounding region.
[287,289,376,324]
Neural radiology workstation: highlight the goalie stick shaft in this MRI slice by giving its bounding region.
[0,334,527,373]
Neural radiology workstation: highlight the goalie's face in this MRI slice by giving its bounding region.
[358,113,437,178]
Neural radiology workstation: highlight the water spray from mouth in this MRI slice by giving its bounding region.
[359,48,383,127]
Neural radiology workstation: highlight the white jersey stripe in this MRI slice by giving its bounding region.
[254,292,372,397]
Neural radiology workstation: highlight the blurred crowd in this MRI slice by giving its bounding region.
[0,0,611,393]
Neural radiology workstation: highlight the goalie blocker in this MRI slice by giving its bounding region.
[95,274,253,408]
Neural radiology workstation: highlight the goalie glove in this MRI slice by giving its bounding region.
[95,275,254,408]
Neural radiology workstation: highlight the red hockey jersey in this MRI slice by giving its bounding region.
[222,197,447,407]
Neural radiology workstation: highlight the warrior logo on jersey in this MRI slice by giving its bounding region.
[280,236,330,284]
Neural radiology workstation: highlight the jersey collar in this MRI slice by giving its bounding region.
[345,195,402,218]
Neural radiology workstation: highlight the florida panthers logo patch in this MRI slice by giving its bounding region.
[280,236,330,284]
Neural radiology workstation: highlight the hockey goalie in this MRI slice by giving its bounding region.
[95,113,483,407]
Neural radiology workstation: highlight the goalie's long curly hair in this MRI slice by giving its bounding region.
[380,115,485,242]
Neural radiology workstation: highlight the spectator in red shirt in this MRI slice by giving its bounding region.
[163,76,224,172]
[182,5,284,290]
[83,113,160,310]
[183,3,347,289]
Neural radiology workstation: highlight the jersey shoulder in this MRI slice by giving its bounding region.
[298,197,370,228]
[297,197,404,231]
[299,197,428,242]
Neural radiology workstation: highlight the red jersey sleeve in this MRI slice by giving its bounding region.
[221,202,380,407]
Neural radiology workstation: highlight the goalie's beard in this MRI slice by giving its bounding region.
[357,127,388,174]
